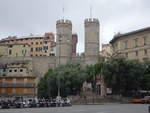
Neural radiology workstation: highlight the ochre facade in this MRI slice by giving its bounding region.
[110,27,150,61]
[0,43,30,57]
[0,76,37,98]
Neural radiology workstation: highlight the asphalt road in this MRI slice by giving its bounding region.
[0,104,149,113]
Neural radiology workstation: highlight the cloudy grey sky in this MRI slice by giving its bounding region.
[0,0,150,53]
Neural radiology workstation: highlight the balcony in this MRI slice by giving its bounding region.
[0,82,35,88]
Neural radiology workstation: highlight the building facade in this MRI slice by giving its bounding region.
[0,76,37,98]
[110,27,150,61]
[0,60,37,98]
[0,32,55,57]
[0,43,30,57]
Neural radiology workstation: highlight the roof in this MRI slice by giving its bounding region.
[0,43,30,46]
[0,33,55,42]
[110,27,150,44]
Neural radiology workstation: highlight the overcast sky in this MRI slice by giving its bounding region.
[0,0,150,53]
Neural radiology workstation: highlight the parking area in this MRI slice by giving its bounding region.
[0,104,149,113]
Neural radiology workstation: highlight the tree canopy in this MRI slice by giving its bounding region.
[37,64,86,98]
[102,57,145,96]
[38,57,150,98]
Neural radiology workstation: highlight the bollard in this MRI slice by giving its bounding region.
[149,106,150,113]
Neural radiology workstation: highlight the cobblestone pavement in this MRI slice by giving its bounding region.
[0,104,149,113]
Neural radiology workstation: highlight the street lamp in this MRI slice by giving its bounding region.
[56,34,70,99]
[57,34,62,98]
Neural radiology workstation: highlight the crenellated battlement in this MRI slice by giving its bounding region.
[84,18,99,24]
[56,19,72,26]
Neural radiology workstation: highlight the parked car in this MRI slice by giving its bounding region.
[45,99,51,107]
[28,99,37,108]
[38,99,46,107]
[14,101,24,108]
[131,98,142,103]
[0,100,10,109]
[141,96,150,103]
[50,99,57,107]
[62,98,72,106]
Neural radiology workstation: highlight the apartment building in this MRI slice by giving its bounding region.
[0,32,55,57]
[110,27,150,61]
[0,43,30,57]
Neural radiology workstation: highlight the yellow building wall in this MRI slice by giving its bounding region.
[0,45,8,57]
[8,44,30,57]
[112,31,150,61]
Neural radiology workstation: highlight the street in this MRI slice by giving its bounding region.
[0,104,149,113]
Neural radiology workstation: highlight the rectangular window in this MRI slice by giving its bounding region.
[40,42,42,44]
[135,51,138,56]
[31,42,34,45]
[9,49,12,55]
[143,36,147,45]
[36,42,38,45]
[134,39,138,47]
[40,47,42,51]
[44,41,48,44]
[36,48,38,51]
[14,69,17,72]
[31,48,33,52]
[144,49,147,55]
[23,45,26,47]
[43,46,48,50]
[124,41,128,49]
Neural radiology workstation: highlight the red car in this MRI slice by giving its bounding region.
[141,96,150,103]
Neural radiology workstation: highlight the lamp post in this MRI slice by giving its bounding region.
[57,34,62,98]
[56,34,70,99]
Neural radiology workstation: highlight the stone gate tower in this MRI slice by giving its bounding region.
[56,19,72,65]
[84,18,100,65]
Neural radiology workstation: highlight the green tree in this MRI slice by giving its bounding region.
[37,64,86,98]
[141,61,150,90]
[103,57,145,96]
[85,62,103,92]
